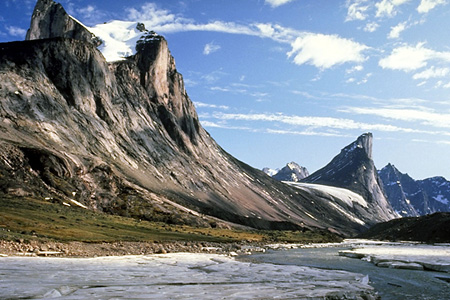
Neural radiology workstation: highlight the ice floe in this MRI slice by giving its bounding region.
[0,252,378,299]
[339,239,450,273]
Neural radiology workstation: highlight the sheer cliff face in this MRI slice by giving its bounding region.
[26,0,98,45]
[0,0,392,235]
[302,133,398,224]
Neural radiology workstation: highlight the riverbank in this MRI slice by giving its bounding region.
[0,239,270,257]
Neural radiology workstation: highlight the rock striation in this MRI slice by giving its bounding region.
[302,133,398,224]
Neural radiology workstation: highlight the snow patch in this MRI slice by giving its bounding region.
[286,182,368,208]
[88,21,144,62]
[434,195,449,205]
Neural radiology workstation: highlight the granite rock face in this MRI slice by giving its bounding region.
[26,0,100,46]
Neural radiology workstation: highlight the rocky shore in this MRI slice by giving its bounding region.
[0,239,267,257]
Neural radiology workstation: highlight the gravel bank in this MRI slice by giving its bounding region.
[0,239,266,257]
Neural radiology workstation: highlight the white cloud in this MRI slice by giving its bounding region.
[417,0,447,13]
[344,106,450,128]
[375,0,410,18]
[265,0,296,8]
[413,66,450,79]
[6,26,26,37]
[212,112,419,133]
[364,22,379,32]
[346,65,364,73]
[287,33,369,69]
[379,43,450,71]
[346,0,370,21]
[266,129,344,137]
[379,43,433,71]
[388,21,407,39]
[69,4,107,25]
[194,102,229,110]
[77,5,95,17]
[203,42,221,55]
[375,0,395,17]
[127,3,179,24]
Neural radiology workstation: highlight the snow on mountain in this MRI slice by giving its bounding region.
[263,162,309,182]
[285,182,368,208]
[285,182,367,226]
[262,167,279,177]
[88,21,145,62]
[302,133,397,224]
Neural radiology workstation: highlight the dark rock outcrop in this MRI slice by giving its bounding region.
[379,164,450,216]
[302,133,397,224]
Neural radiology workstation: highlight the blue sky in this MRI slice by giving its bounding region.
[2,0,450,180]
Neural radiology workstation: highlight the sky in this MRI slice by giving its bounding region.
[1,0,450,180]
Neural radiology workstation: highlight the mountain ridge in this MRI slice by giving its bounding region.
[379,163,450,216]
[0,0,387,236]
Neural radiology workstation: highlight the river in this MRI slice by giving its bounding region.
[1,241,449,299]
[243,243,450,300]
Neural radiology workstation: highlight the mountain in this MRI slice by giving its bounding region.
[263,162,309,182]
[0,0,387,236]
[379,164,450,216]
[376,164,419,217]
[301,133,398,224]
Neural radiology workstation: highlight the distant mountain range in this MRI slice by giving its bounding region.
[378,164,450,217]
[263,162,309,182]
[265,138,450,219]
[265,133,398,226]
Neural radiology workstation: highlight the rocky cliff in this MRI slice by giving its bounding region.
[0,0,392,236]
[379,164,450,216]
[302,133,398,224]
[26,0,100,46]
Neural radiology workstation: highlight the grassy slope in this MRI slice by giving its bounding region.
[359,212,450,243]
[0,195,340,244]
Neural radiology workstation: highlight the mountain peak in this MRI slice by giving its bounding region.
[264,162,309,182]
[302,133,397,224]
[26,0,100,46]
[344,132,373,159]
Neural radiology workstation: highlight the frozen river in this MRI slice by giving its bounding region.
[1,240,449,299]
[246,240,450,300]
[0,252,375,299]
